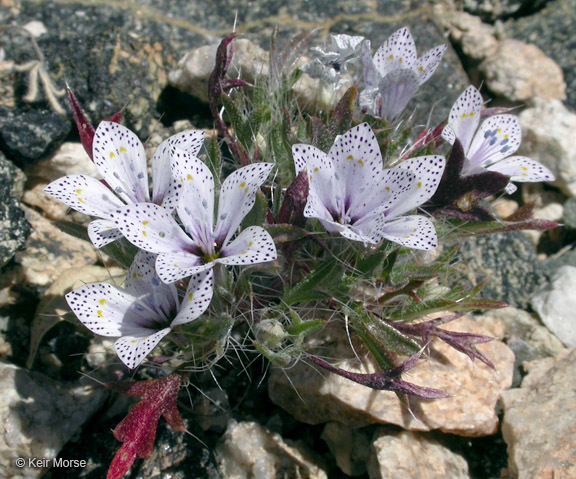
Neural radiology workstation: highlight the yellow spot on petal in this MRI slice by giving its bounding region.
[399,57,403,63]
[461,113,467,119]
[503,134,508,139]
[313,167,319,173]
[470,112,475,117]
[131,340,137,344]
[388,54,394,60]
[347,155,354,161]
[309,175,313,182]
[385,186,390,192]
[417,182,422,188]
[521,167,527,171]
[78,198,84,203]
[242,250,248,255]
[358,159,364,166]
[142,221,149,226]
[109,152,115,159]
[97,310,103,318]
[413,228,417,232]
[174,264,179,268]
[142,231,147,237]
[119,147,126,153]
[75,189,82,194]
[99,299,107,305]
[188,293,194,301]
[418,66,424,71]
[187,174,193,181]
[248,241,253,247]
[497,129,502,134]
[240,181,246,188]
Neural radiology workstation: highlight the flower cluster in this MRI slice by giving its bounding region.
[40,26,560,479]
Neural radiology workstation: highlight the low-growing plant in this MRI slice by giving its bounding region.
[40,28,556,478]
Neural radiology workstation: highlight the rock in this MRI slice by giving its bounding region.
[531,265,576,347]
[0,106,71,166]
[24,142,97,183]
[269,316,514,437]
[458,231,543,309]
[478,307,565,386]
[462,0,548,21]
[0,152,31,267]
[502,348,576,479]
[22,142,99,222]
[563,197,576,229]
[368,429,470,479]
[27,265,124,374]
[506,0,576,112]
[518,99,576,196]
[0,361,108,479]
[479,39,566,103]
[321,422,371,476]
[443,11,499,60]
[0,0,196,140]
[541,247,576,278]
[216,420,327,479]
[11,206,98,293]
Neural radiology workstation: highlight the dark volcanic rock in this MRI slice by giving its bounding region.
[458,232,544,309]
[0,106,70,165]
[506,0,576,112]
[0,152,30,266]
[462,0,549,21]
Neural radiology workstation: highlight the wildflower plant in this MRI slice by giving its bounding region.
[39,27,558,479]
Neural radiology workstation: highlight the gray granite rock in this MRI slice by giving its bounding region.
[506,0,576,112]
[531,265,576,347]
[502,348,576,479]
[563,197,576,229]
[0,362,108,479]
[0,152,30,267]
[457,232,544,309]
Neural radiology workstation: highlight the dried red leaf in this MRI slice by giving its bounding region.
[67,86,123,161]
[106,374,185,479]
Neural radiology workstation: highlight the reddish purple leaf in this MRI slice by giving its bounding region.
[306,351,448,399]
[106,374,185,479]
[67,86,123,161]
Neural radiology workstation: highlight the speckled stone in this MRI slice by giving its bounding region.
[0,152,30,267]
[502,348,576,479]
[457,232,544,309]
[506,0,576,111]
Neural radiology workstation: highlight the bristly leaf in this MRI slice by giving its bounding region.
[270,28,313,86]
[305,352,448,399]
[107,374,185,479]
[283,258,343,306]
[207,33,251,166]
[387,314,496,369]
[277,170,309,226]
[327,85,357,137]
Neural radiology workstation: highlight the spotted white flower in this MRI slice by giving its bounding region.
[44,121,204,248]
[301,34,366,85]
[442,86,555,194]
[293,123,445,249]
[114,155,277,284]
[66,251,213,369]
[359,27,447,121]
